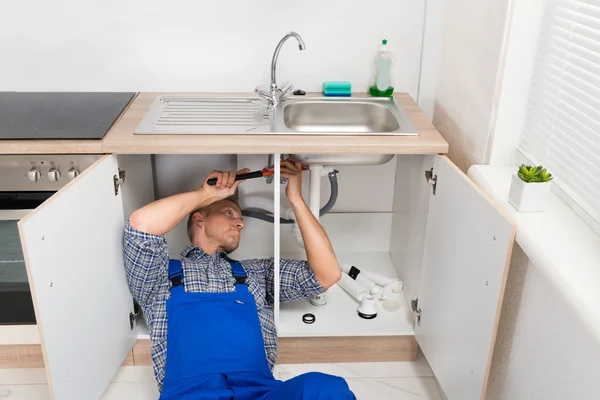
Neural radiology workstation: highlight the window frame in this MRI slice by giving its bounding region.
[487,0,600,235]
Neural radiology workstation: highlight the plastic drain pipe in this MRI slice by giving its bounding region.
[292,164,323,249]
[309,165,323,219]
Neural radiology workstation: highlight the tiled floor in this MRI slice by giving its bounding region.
[0,353,443,399]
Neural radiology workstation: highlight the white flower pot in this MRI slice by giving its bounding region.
[508,173,552,212]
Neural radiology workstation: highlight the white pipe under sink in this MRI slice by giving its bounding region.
[308,165,323,219]
[293,164,324,250]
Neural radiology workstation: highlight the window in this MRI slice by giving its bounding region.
[518,0,600,225]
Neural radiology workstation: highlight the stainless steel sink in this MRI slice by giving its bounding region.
[277,97,415,135]
[276,97,413,165]
[134,95,413,165]
[135,95,417,137]
[283,101,399,133]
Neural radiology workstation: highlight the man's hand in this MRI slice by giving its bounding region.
[278,160,304,204]
[200,168,251,203]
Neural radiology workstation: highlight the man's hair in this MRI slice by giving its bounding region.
[186,195,240,243]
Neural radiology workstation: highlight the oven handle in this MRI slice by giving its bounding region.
[0,209,35,220]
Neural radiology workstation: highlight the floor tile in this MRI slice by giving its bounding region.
[347,377,442,400]
[0,361,443,400]
[276,352,433,381]
[277,360,433,381]
[111,367,156,383]
[100,382,160,400]
[0,369,47,385]
[0,385,51,400]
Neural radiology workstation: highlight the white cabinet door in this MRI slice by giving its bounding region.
[416,155,515,400]
[18,154,136,400]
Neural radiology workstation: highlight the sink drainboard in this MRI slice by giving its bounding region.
[135,96,272,134]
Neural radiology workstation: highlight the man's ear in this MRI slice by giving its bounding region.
[192,211,204,229]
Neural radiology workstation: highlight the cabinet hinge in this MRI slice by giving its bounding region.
[411,298,422,326]
[425,168,437,195]
[113,170,126,196]
[129,301,140,330]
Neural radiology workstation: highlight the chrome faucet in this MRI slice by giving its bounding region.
[256,32,306,107]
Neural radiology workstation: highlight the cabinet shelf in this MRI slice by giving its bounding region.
[279,251,414,338]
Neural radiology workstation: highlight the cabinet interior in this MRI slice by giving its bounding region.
[117,153,434,339]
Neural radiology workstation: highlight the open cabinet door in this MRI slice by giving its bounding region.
[416,156,515,400]
[18,155,136,400]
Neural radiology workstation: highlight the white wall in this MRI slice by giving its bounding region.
[486,244,600,399]
[1,0,425,97]
[425,0,510,172]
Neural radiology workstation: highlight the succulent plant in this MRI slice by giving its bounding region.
[517,164,553,183]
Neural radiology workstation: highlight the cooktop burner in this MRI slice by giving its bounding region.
[0,92,136,140]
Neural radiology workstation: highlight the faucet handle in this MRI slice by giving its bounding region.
[278,81,293,97]
[255,86,273,104]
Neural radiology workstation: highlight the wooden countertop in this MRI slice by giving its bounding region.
[0,138,104,155]
[1,92,448,155]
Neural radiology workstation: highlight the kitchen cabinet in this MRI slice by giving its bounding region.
[16,149,515,400]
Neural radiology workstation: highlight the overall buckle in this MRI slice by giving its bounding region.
[170,273,183,288]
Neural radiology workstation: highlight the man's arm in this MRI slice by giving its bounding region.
[129,168,250,235]
[259,257,325,304]
[279,160,342,289]
[123,222,169,307]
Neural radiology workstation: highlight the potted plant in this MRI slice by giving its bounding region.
[508,164,553,212]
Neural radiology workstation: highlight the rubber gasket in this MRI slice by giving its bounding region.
[358,311,377,320]
[302,313,316,324]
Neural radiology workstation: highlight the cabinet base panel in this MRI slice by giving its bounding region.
[0,345,44,368]
[276,336,417,364]
[0,335,417,368]
[0,345,135,368]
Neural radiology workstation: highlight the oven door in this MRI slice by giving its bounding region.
[0,191,55,325]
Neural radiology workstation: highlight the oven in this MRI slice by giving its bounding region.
[0,155,101,325]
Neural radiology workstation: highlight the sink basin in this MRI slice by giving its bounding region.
[275,97,418,136]
[278,97,412,165]
[283,101,399,133]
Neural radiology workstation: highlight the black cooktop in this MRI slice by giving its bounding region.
[0,92,136,140]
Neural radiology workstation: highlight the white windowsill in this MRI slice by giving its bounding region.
[467,165,600,344]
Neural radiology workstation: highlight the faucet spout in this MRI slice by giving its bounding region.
[270,32,306,95]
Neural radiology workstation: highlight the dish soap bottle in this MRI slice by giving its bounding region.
[369,39,395,97]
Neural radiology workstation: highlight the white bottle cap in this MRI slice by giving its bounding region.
[379,38,389,52]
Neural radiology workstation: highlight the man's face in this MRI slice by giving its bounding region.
[202,200,244,253]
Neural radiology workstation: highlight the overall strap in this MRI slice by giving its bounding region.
[222,255,248,292]
[168,259,184,294]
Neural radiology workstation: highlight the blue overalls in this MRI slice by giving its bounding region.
[158,257,356,400]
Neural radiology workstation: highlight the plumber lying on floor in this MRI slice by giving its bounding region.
[123,160,355,400]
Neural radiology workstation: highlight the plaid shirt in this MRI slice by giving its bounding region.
[123,221,325,391]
